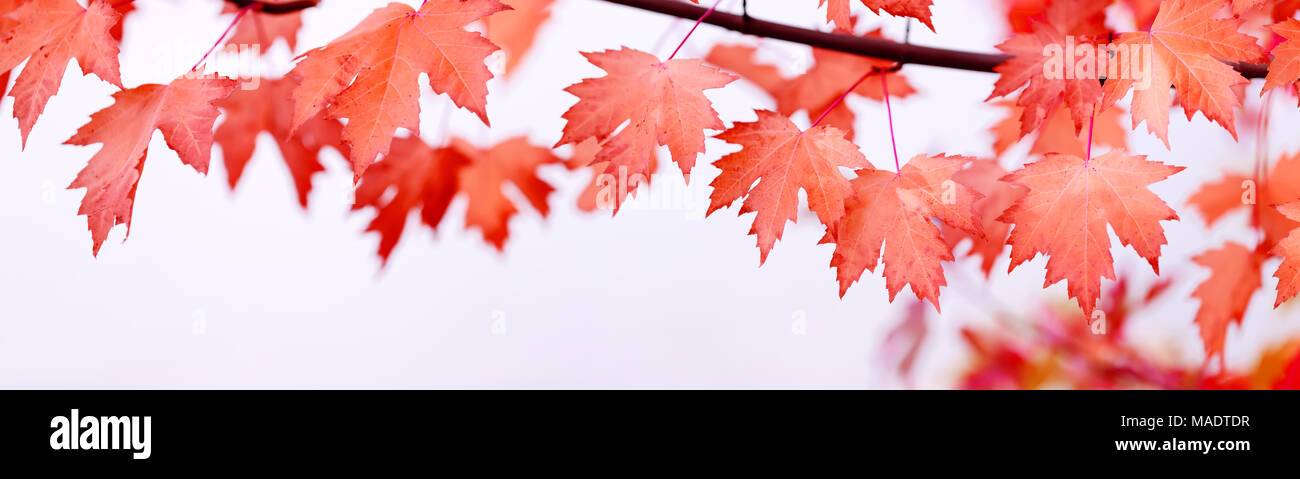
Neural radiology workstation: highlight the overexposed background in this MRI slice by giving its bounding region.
[2,0,1298,388]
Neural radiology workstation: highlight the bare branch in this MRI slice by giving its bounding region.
[595,0,1270,79]
[225,0,320,14]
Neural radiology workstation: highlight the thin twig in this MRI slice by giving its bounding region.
[666,0,726,61]
[881,72,901,172]
[191,3,253,72]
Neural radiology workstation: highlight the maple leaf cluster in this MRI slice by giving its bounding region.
[693,0,1188,318]
[4,0,1300,369]
[984,0,1300,363]
[947,274,1300,389]
[877,269,1300,389]
[1,0,570,260]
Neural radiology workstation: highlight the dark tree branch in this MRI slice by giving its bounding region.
[226,0,320,14]
[596,0,1271,79]
[215,0,1270,79]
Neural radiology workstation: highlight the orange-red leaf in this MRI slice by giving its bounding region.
[1193,241,1263,361]
[1103,0,1265,147]
[987,0,1109,138]
[353,135,561,261]
[1272,202,1300,307]
[563,138,619,213]
[943,158,1023,276]
[0,0,122,147]
[215,77,347,208]
[0,0,13,101]
[108,1,132,41]
[821,0,935,31]
[224,1,304,52]
[999,0,1110,36]
[990,100,1128,158]
[1264,18,1300,94]
[556,47,735,199]
[831,155,984,310]
[288,0,508,178]
[485,0,554,76]
[1274,0,1300,21]
[999,151,1183,316]
[1121,0,1163,31]
[353,136,468,263]
[450,137,563,250]
[64,76,238,255]
[705,44,784,95]
[1188,151,1300,249]
[708,110,870,264]
[1233,0,1267,14]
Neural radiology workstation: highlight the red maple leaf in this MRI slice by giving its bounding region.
[1271,202,1300,306]
[563,138,626,213]
[1192,241,1264,361]
[288,0,508,178]
[353,135,561,261]
[1274,0,1300,21]
[353,136,468,263]
[224,1,304,52]
[708,110,870,263]
[1233,0,1267,15]
[108,1,132,42]
[0,0,14,103]
[556,47,736,204]
[1188,151,1300,249]
[1000,0,1113,35]
[942,158,1023,277]
[987,0,1110,138]
[989,100,1128,159]
[449,137,563,250]
[1228,0,1300,19]
[215,77,348,208]
[1264,18,1300,96]
[830,155,984,310]
[820,0,935,31]
[999,151,1184,317]
[0,0,123,147]
[64,76,238,255]
[485,0,554,76]
[1102,0,1266,147]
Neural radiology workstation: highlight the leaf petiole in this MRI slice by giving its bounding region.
[665,0,727,62]
[190,3,254,73]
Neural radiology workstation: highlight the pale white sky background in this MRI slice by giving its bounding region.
[1,0,1298,388]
